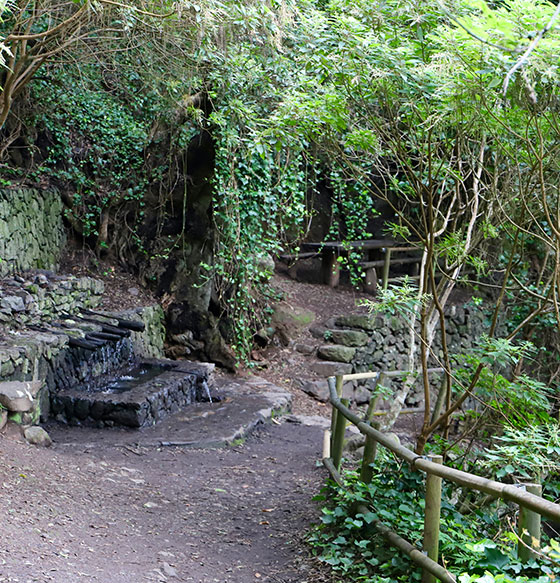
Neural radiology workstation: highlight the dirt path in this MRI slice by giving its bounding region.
[0,272,371,583]
[0,420,333,583]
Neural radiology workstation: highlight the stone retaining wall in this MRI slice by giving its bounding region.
[0,187,65,276]
[0,272,166,425]
[314,305,490,407]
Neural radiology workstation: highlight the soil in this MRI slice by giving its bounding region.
[0,263,384,583]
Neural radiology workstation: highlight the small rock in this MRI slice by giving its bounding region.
[128,287,140,296]
[24,426,52,447]
[161,562,178,578]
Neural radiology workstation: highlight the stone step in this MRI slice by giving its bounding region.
[317,344,356,363]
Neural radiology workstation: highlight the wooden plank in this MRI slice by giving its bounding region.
[358,257,422,268]
[301,239,397,251]
[279,252,317,261]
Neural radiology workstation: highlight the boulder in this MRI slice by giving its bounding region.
[272,303,315,344]
[300,380,354,403]
[330,329,369,347]
[24,426,52,447]
[318,345,356,363]
[0,381,42,412]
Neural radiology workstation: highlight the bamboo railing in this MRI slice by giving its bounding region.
[322,372,560,583]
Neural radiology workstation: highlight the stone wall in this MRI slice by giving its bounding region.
[0,272,167,425]
[0,188,65,276]
[313,305,490,407]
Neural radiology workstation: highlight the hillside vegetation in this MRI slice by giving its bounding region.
[2,2,560,578]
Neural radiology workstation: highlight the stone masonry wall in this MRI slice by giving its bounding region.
[313,305,490,407]
[0,188,65,276]
[0,272,166,425]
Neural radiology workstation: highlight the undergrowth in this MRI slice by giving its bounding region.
[308,456,560,583]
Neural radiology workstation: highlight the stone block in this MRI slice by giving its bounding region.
[330,329,369,347]
[334,314,377,331]
[310,361,353,377]
[0,381,41,412]
[318,345,356,363]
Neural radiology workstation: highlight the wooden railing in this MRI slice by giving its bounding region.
[322,372,560,583]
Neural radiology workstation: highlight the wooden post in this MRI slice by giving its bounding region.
[518,483,542,562]
[330,375,344,451]
[423,455,443,583]
[332,398,349,471]
[363,267,378,295]
[360,393,380,484]
[382,248,392,290]
[323,429,331,459]
[322,249,340,287]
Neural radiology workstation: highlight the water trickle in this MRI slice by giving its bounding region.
[200,380,212,403]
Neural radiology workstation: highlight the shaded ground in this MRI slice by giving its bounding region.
[0,421,333,583]
[0,266,377,582]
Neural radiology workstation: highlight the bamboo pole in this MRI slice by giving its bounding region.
[360,389,381,484]
[423,455,443,583]
[322,429,331,460]
[518,483,542,562]
[342,367,443,382]
[383,248,392,290]
[330,375,344,451]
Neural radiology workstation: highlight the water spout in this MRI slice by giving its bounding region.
[200,380,212,404]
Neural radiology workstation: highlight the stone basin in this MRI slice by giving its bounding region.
[50,359,215,428]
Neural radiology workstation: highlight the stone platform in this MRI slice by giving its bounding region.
[45,375,294,449]
[50,359,215,428]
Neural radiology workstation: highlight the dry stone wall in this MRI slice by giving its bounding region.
[313,305,490,407]
[0,188,65,276]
